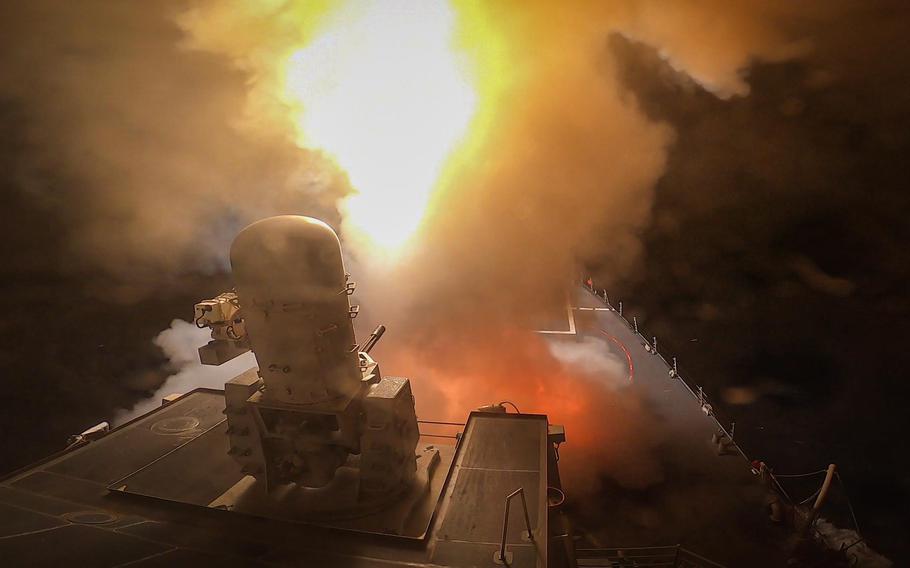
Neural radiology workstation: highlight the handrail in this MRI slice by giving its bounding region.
[416,418,464,442]
[496,487,535,565]
[417,419,466,426]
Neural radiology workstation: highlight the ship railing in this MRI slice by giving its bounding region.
[416,419,464,442]
[578,280,796,504]
[580,283,751,459]
[575,545,726,568]
[580,280,866,554]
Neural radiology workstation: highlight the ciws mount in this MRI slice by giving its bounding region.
[194,216,424,515]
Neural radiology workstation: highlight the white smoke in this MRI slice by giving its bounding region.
[114,319,256,424]
[547,336,630,389]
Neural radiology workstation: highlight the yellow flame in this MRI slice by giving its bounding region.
[283,0,477,254]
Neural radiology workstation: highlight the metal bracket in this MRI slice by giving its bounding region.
[339,281,356,295]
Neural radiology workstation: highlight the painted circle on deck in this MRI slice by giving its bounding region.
[600,329,635,382]
[150,415,201,435]
[64,510,118,525]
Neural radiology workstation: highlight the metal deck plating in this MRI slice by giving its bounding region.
[0,393,556,567]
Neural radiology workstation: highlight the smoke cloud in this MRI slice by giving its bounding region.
[370,329,667,490]
[314,0,825,490]
[0,0,831,306]
[0,2,847,307]
[114,319,256,423]
[0,1,347,289]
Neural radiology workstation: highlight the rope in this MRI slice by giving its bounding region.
[773,469,829,478]
[800,487,822,505]
[836,472,863,536]
[769,475,795,505]
[769,468,828,506]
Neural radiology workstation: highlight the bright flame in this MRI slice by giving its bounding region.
[283,0,477,253]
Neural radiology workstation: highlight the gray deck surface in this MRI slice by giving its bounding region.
[0,392,550,567]
[540,289,789,567]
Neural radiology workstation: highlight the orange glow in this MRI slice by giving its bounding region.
[281,0,480,255]
[380,328,664,490]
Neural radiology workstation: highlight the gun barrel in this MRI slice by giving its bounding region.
[362,325,386,353]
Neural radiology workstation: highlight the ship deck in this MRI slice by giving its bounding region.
[536,288,791,566]
[0,398,556,567]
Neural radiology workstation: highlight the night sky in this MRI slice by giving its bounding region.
[604,18,910,561]
[1,1,909,564]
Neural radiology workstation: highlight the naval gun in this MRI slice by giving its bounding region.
[194,215,421,503]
